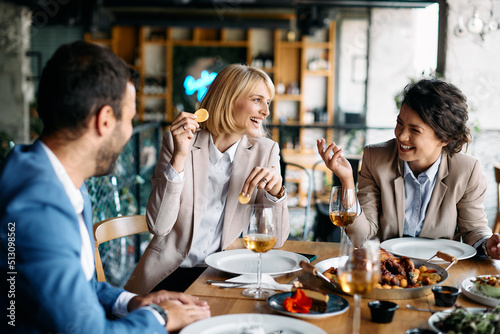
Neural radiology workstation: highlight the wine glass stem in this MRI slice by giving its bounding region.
[340,227,348,254]
[353,293,361,334]
[257,252,262,292]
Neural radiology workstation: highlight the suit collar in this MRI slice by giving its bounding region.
[420,152,449,235]
[208,133,240,164]
[191,131,210,231]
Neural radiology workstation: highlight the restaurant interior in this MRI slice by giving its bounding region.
[1,0,500,332]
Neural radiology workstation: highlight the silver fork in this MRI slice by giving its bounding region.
[406,304,438,313]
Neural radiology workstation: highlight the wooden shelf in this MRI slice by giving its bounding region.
[272,21,336,151]
[277,120,302,126]
[134,26,253,122]
[140,93,167,99]
[143,40,167,45]
[277,41,303,48]
[304,70,331,76]
[306,42,332,49]
[171,40,248,47]
[274,94,301,101]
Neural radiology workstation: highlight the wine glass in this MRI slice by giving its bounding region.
[329,186,358,248]
[242,204,277,298]
[337,238,380,334]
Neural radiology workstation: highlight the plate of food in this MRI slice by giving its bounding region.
[314,249,448,300]
[205,249,309,276]
[428,306,500,333]
[179,313,327,334]
[380,237,476,263]
[461,275,500,308]
[267,289,349,319]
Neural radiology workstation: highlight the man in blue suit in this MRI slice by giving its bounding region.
[0,41,210,333]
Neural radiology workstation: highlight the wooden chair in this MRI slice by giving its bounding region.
[93,215,149,282]
[494,164,500,234]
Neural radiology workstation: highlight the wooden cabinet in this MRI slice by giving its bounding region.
[272,22,336,156]
[85,26,138,67]
[87,23,336,156]
[136,27,253,122]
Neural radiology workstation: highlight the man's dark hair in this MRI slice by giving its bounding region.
[402,79,472,156]
[37,41,139,137]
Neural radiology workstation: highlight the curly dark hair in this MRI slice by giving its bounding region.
[401,79,471,156]
[37,41,139,137]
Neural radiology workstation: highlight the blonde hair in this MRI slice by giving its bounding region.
[200,64,275,137]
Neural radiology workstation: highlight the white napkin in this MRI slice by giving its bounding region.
[212,274,292,291]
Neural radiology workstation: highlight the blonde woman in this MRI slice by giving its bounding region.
[126,64,290,294]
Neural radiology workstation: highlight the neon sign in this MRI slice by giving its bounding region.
[183,70,218,102]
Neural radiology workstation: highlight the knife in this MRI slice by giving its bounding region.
[299,260,338,290]
[207,280,249,288]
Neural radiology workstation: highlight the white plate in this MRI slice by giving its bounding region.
[179,313,327,334]
[462,276,500,308]
[267,291,349,319]
[380,237,476,263]
[205,249,308,276]
[428,307,489,333]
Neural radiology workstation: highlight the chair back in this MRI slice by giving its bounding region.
[283,161,312,240]
[494,164,500,233]
[93,215,149,282]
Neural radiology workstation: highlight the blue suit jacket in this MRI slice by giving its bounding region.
[0,140,165,333]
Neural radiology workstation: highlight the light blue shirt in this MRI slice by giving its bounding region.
[40,142,148,321]
[403,155,441,237]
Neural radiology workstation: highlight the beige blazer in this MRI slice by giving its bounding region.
[346,139,492,247]
[125,130,289,294]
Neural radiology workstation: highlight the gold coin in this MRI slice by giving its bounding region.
[238,193,250,204]
[194,108,209,122]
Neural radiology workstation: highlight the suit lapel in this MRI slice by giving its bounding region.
[191,132,210,234]
[81,184,95,248]
[222,136,252,248]
[420,154,449,236]
[394,158,405,237]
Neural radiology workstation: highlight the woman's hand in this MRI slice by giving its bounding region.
[316,138,355,188]
[486,234,500,259]
[240,166,282,200]
[170,111,199,172]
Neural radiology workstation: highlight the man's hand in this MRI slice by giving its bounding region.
[486,234,500,259]
[127,290,209,312]
[127,290,210,332]
[159,300,211,332]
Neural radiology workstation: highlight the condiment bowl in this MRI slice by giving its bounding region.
[432,286,460,307]
[368,300,399,323]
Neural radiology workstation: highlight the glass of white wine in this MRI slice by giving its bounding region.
[329,186,358,248]
[337,238,380,334]
[242,204,277,298]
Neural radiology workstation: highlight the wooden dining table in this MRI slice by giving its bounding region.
[185,239,500,333]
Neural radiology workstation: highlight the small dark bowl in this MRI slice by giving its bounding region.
[432,286,460,307]
[405,329,437,334]
[368,300,399,323]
